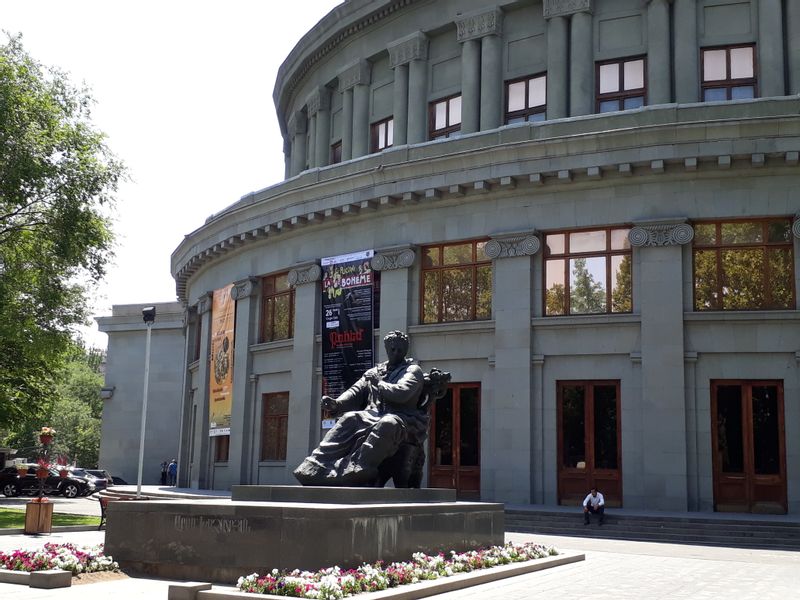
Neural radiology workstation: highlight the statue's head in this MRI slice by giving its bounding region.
[383,330,409,361]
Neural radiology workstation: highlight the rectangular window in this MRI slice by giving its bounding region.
[260,272,295,342]
[429,95,462,140]
[330,141,342,164]
[596,57,646,113]
[214,435,230,463]
[702,45,756,101]
[370,117,394,152]
[505,74,547,124]
[421,240,491,323]
[693,218,794,310]
[545,227,632,316]
[261,393,289,461]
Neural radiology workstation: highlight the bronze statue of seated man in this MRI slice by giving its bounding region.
[294,330,449,487]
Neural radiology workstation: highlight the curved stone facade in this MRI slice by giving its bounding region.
[152,0,800,513]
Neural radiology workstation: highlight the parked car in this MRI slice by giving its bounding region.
[71,468,109,492]
[85,469,114,489]
[111,475,128,485]
[0,465,95,498]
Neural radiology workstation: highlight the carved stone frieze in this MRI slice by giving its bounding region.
[371,247,416,271]
[793,214,800,239]
[287,263,322,287]
[543,0,593,19]
[231,277,260,300]
[628,223,694,247]
[338,60,372,92]
[484,232,540,259]
[388,32,429,68]
[287,111,307,137]
[306,86,331,116]
[456,8,503,42]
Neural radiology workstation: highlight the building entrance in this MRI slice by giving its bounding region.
[557,381,622,506]
[428,383,480,499]
[711,381,786,514]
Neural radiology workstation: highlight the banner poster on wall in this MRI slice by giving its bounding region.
[209,284,235,437]
[321,249,375,406]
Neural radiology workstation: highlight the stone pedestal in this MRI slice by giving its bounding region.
[105,486,504,584]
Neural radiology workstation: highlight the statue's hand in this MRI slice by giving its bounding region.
[363,369,379,384]
[321,395,338,413]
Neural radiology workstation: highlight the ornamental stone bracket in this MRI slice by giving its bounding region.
[306,86,331,117]
[371,245,416,271]
[338,60,371,92]
[456,7,503,42]
[484,231,540,259]
[231,277,260,300]
[543,0,593,19]
[628,219,694,247]
[287,262,322,287]
[197,292,213,315]
[388,32,429,68]
[792,214,800,239]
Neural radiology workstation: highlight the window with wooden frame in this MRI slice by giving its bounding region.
[213,435,230,463]
[596,57,646,113]
[421,240,491,324]
[330,141,342,164]
[702,44,757,102]
[544,228,632,316]
[260,272,294,343]
[261,392,289,461]
[370,117,394,153]
[429,94,462,140]
[693,218,794,311]
[505,73,547,124]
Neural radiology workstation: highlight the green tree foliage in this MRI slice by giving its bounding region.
[569,258,606,314]
[0,34,122,429]
[611,254,632,313]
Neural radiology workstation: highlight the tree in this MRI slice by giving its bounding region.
[0,34,122,428]
[569,258,606,314]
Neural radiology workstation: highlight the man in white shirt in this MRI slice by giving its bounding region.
[583,487,605,525]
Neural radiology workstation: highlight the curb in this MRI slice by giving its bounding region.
[0,525,100,536]
[0,568,72,589]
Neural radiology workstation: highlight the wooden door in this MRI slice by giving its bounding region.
[711,381,786,514]
[557,381,622,506]
[429,384,481,499]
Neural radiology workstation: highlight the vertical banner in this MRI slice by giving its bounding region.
[209,284,235,436]
[321,249,375,401]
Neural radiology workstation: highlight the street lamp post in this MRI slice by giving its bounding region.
[136,306,156,498]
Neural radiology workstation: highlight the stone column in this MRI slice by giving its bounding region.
[388,32,428,146]
[288,111,307,176]
[371,246,416,355]
[307,114,317,169]
[480,33,503,130]
[684,352,699,511]
[789,2,800,94]
[408,37,430,144]
[673,0,698,103]
[338,61,371,159]
[647,0,671,104]
[341,89,354,161]
[484,232,540,503]
[758,0,786,98]
[227,278,260,485]
[285,262,323,476]
[308,87,332,168]
[177,306,197,488]
[191,292,213,489]
[569,9,594,116]
[545,15,569,119]
[460,39,481,134]
[353,83,370,157]
[283,139,291,180]
[629,219,694,511]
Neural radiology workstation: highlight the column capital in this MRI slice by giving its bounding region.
[792,214,800,239]
[485,231,540,259]
[388,32,429,68]
[543,0,593,19]
[306,86,331,117]
[338,60,372,92]
[629,218,694,247]
[231,277,260,300]
[371,245,416,271]
[197,291,214,315]
[456,7,503,42]
[184,305,198,326]
[288,262,322,287]
[287,111,307,137]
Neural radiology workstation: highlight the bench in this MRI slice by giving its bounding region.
[98,495,149,529]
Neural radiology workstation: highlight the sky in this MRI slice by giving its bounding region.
[2,0,342,347]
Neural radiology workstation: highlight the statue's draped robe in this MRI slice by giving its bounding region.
[294,358,426,485]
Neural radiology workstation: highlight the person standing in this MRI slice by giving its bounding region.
[167,459,178,486]
[583,487,605,525]
[160,461,168,486]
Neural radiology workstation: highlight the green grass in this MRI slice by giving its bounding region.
[0,507,101,529]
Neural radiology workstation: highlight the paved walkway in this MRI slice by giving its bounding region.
[0,529,797,599]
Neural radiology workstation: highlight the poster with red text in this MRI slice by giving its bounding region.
[209,284,234,436]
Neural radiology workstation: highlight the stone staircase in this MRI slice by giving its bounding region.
[505,505,800,551]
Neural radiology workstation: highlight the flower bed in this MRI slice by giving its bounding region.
[236,542,557,599]
[0,543,118,575]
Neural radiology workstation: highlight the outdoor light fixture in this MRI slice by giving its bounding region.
[142,306,156,323]
[100,386,115,400]
[136,305,156,498]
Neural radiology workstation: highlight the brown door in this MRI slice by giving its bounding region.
[429,384,480,499]
[711,381,786,514]
[557,381,622,506]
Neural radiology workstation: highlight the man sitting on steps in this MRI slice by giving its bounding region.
[583,486,605,525]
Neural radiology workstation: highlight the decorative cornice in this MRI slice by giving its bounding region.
[306,86,331,117]
[338,60,371,92]
[287,111,307,137]
[543,0,593,19]
[456,7,503,42]
[387,31,429,68]
[197,292,213,315]
[629,221,694,247]
[793,214,800,239]
[231,277,260,300]
[484,232,540,259]
[287,262,322,287]
[371,246,416,271]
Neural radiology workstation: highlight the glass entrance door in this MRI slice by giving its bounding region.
[429,384,480,499]
[711,381,786,513]
[557,381,622,506]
